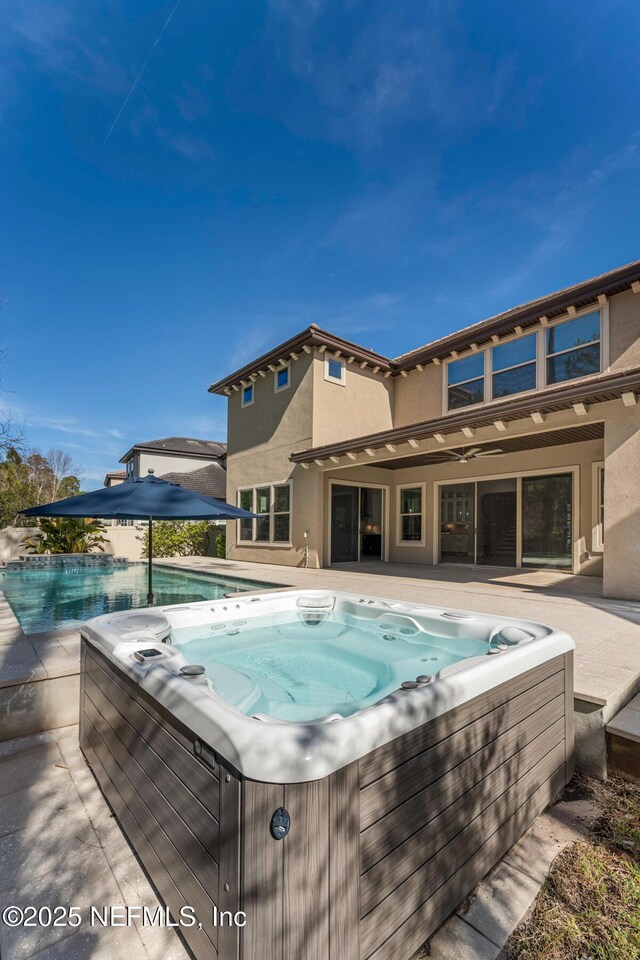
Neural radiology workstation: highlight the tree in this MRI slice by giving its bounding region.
[0,446,82,528]
[47,448,81,501]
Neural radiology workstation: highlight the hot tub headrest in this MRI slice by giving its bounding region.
[296,594,335,610]
[492,625,535,646]
[104,611,172,643]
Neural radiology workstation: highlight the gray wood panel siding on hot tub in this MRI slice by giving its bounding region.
[79,639,573,960]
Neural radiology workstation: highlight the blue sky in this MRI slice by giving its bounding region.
[1,0,639,483]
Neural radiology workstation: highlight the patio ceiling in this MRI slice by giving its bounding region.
[371,422,604,470]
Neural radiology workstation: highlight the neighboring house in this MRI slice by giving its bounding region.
[209,258,640,600]
[116,437,227,500]
[103,470,127,488]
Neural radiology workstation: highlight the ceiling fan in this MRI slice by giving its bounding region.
[440,446,505,464]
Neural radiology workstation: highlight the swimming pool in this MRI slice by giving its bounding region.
[0,564,276,634]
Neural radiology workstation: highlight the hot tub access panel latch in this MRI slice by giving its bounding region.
[270,807,290,840]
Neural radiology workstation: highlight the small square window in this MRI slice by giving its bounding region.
[325,357,345,384]
[275,364,290,392]
[241,384,254,407]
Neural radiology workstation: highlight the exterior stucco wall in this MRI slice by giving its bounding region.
[603,400,640,599]
[393,363,443,426]
[311,355,393,446]
[225,353,319,567]
[135,451,221,476]
[607,289,640,372]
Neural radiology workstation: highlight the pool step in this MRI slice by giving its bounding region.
[606,692,640,781]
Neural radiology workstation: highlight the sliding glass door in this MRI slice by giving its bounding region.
[330,484,385,563]
[522,474,573,568]
[439,483,475,563]
[439,473,573,569]
[477,479,517,566]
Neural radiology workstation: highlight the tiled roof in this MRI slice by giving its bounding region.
[160,462,227,500]
[120,437,227,463]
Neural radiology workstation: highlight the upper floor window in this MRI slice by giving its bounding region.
[492,333,537,399]
[445,307,604,411]
[447,353,484,409]
[325,357,346,385]
[546,311,600,385]
[274,363,290,393]
[241,384,254,407]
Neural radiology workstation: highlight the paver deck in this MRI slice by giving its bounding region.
[0,728,190,960]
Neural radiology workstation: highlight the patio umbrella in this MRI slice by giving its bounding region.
[20,469,258,605]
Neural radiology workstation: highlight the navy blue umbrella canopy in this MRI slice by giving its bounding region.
[21,470,258,604]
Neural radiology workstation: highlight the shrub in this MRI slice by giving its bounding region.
[22,517,108,554]
[136,520,214,558]
[215,530,226,558]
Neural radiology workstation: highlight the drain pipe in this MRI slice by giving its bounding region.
[303,530,309,568]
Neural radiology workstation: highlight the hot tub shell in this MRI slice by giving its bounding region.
[79,590,574,960]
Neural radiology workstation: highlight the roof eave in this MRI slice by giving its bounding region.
[208,325,393,394]
[395,260,640,368]
[290,366,640,463]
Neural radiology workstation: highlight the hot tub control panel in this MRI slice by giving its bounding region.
[132,648,167,662]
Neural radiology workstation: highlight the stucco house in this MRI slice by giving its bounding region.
[209,259,640,600]
[105,436,227,499]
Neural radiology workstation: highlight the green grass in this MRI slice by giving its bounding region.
[506,776,640,960]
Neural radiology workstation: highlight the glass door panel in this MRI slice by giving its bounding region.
[330,486,359,563]
[522,474,572,568]
[477,479,517,567]
[439,483,475,563]
[360,488,383,558]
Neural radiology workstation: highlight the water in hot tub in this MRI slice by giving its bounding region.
[170,609,488,722]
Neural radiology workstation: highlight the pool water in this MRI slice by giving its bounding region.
[0,565,275,634]
[170,610,488,722]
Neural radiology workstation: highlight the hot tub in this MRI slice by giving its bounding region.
[80,589,575,960]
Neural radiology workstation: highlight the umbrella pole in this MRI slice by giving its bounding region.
[147,517,154,606]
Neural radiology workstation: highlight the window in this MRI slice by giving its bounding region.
[237,483,292,544]
[447,353,484,409]
[445,307,604,411]
[492,333,537,398]
[274,363,290,393]
[398,486,424,544]
[273,484,291,542]
[325,357,346,385]
[238,489,253,541]
[241,383,254,407]
[546,311,601,385]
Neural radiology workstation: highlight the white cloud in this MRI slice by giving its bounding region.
[266,0,516,150]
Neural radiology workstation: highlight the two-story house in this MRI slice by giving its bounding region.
[209,259,640,600]
[115,436,227,498]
